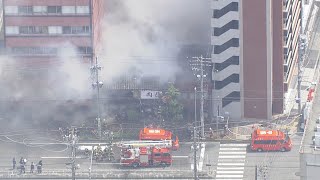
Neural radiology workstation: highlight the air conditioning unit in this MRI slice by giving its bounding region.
[314,132,320,148]
[317,124,320,132]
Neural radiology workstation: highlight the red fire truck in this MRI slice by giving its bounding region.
[139,127,179,150]
[250,129,292,152]
[118,140,173,168]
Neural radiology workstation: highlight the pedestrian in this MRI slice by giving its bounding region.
[20,164,25,174]
[30,162,34,173]
[37,160,42,173]
[12,157,16,170]
[19,157,23,165]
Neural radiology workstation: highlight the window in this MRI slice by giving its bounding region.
[76,6,90,14]
[33,6,47,14]
[5,6,18,14]
[5,26,19,35]
[19,26,48,34]
[62,26,72,34]
[63,26,90,34]
[48,26,62,34]
[11,47,58,55]
[62,6,76,14]
[19,26,31,34]
[154,153,161,157]
[78,47,93,54]
[48,6,62,14]
[72,26,90,34]
[18,6,33,15]
[34,26,48,34]
[253,140,272,144]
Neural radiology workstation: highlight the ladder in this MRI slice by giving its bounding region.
[117,140,172,148]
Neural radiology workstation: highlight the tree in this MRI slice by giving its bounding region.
[160,84,184,123]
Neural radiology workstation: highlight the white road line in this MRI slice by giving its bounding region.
[216,171,244,174]
[172,155,189,158]
[216,174,244,178]
[217,167,245,170]
[217,163,245,166]
[219,151,246,154]
[220,148,247,151]
[41,157,82,159]
[220,144,248,147]
[218,159,245,162]
[218,155,246,159]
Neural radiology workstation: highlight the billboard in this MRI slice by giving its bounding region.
[140,90,162,99]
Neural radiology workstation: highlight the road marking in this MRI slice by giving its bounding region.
[215,179,243,180]
[219,151,246,155]
[172,155,189,158]
[216,143,247,180]
[218,155,246,159]
[217,163,245,166]
[216,171,244,174]
[217,167,245,170]
[41,157,82,159]
[220,144,248,147]
[218,159,245,162]
[220,147,247,151]
[216,174,244,178]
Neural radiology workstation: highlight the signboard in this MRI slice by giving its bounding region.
[140,90,161,99]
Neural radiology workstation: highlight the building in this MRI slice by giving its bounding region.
[1,0,104,65]
[211,0,301,120]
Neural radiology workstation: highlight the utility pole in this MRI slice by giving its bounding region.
[70,128,78,180]
[193,126,198,180]
[297,48,302,115]
[190,56,212,139]
[91,57,103,139]
[213,63,218,133]
[255,165,258,180]
[199,56,205,139]
[89,147,94,180]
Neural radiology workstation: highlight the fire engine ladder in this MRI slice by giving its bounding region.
[117,140,172,148]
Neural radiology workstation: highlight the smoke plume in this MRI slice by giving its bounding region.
[100,0,211,83]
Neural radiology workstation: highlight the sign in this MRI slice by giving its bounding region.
[148,129,161,134]
[140,90,161,99]
[259,130,273,135]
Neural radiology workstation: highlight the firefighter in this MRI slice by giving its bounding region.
[12,157,16,170]
[37,160,42,173]
[30,162,34,173]
[84,148,90,157]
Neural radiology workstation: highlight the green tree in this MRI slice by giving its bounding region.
[160,84,184,123]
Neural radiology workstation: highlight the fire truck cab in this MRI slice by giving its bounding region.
[119,140,172,168]
[139,127,179,150]
[250,129,292,152]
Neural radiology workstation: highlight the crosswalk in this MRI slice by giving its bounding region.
[215,143,247,180]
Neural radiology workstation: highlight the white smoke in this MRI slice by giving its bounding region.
[100,0,211,83]
[47,43,92,100]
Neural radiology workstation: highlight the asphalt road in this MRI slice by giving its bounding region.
[244,133,302,180]
[0,131,303,180]
[0,133,221,179]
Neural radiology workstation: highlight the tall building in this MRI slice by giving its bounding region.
[211,0,301,120]
[1,0,104,64]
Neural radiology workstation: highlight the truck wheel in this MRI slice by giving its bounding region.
[257,148,263,152]
[132,163,139,168]
[160,162,167,167]
[280,147,286,152]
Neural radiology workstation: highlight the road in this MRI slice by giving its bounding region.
[0,130,303,179]
[244,133,302,180]
[0,132,221,179]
